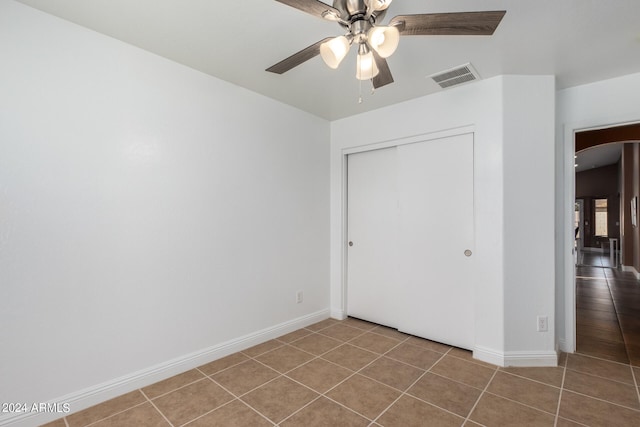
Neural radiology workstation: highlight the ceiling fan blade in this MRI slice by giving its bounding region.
[266,38,333,74]
[275,0,340,20]
[390,11,506,36]
[372,50,394,89]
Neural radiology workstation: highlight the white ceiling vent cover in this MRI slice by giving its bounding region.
[429,63,481,89]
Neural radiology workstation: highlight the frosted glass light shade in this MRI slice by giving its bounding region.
[320,36,350,69]
[368,26,399,58]
[356,51,379,80]
[366,0,392,11]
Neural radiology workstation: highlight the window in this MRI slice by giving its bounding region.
[594,199,608,236]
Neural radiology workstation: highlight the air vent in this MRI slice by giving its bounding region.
[429,63,480,89]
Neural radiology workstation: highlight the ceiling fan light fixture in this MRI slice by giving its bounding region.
[267,1,506,91]
[320,35,350,69]
[367,25,399,58]
[366,0,393,12]
[356,45,379,80]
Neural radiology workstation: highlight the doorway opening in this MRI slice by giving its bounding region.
[572,123,640,363]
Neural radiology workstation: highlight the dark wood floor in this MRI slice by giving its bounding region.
[577,253,640,365]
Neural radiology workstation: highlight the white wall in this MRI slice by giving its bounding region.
[330,75,557,366]
[502,76,556,355]
[0,1,329,424]
[556,72,640,353]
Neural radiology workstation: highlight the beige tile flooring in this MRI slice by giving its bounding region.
[43,317,640,427]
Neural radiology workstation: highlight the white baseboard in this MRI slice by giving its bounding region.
[473,346,558,367]
[558,338,573,354]
[503,350,559,367]
[473,346,505,367]
[621,265,640,280]
[0,309,330,427]
[330,308,346,320]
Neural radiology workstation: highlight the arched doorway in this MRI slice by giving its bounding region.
[573,123,640,364]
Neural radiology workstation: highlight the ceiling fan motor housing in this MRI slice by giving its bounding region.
[333,0,387,25]
[352,19,373,43]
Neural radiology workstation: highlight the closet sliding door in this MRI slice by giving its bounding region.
[396,133,475,350]
[346,146,399,328]
[347,133,475,350]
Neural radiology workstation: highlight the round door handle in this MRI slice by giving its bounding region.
[348,241,354,247]
[464,249,472,257]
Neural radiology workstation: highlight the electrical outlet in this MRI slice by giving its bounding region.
[296,291,303,304]
[537,316,548,332]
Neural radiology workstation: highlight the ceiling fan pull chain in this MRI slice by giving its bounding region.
[358,77,363,104]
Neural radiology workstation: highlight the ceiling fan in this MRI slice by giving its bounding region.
[266,0,506,89]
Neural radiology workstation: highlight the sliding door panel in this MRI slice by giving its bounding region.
[347,147,399,327]
[396,133,475,349]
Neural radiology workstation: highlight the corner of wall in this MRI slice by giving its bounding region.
[0,310,330,427]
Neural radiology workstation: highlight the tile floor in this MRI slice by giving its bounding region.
[579,251,616,269]
[43,317,640,427]
[576,264,629,363]
[577,253,640,365]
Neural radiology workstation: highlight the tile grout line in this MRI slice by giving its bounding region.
[571,350,637,369]
[181,397,275,427]
[301,331,415,423]
[66,317,640,427]
[276,394,361,426]
[553,354,567,427]
[479,390,559,417]
[273,329,423,425]
[354,354,448,395]
[564,364,637,386]
[462,364,500,425]
[72,324,508,425]
[603,267,634,365]
[131,319,436,425]
[380,346,454,372]
[78,401,149,427]
[144,374,209,401]
[206,323,480,426]
[425,370,490,393]
[569,351,640,412]
[192,370,277,426]
[369,347,461,425]
[206,363,281,400]
[211,333,383,426]
[139,388,174,427]
[318,334,413,423]
[180,375,238,427]
[495,369,562,390]
[581,264,639,367]
[559,387,640,412]
[422,358,561,418]
[632,363,640,407]
[198,355,253,379]
[41,323,452,425]
[261,330,378,425]
[251,323,412,377]
[202,356,293,424]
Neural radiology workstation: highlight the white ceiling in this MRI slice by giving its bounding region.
[15,0,640,120]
